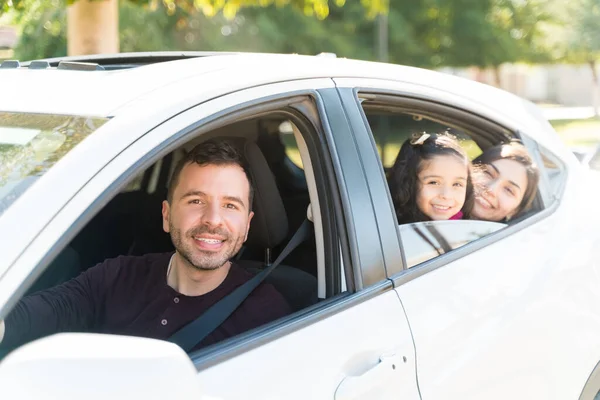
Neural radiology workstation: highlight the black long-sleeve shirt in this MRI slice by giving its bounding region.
[2,252,291,351]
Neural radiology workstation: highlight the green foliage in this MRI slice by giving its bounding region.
[6,0,66,60]
[561,0,600,64]
[0,0,388,20]
[1,0,557,69]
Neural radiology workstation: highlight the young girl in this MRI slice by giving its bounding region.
[388,132,474,225]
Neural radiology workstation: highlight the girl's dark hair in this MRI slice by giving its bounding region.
[388,132,474,224]
[472,141,540,218]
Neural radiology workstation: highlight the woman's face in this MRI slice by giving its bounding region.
[472,159,529,222]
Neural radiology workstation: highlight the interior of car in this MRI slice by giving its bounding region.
[26,100,547,296]
[362,104,545,222]
[26,113,330,318]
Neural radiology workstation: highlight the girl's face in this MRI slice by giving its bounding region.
[416,155,468,220]
[471,159,528,222]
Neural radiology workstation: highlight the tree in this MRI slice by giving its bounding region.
[3,0,67,60]
[559,0,600,115]
[3,0,393,61]
[0,0,388,55]
[2,0,558,80]
[413,0,555,85]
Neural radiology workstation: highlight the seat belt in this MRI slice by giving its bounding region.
[168,219,311,352]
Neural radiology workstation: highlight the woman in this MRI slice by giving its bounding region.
[471,142,540,222]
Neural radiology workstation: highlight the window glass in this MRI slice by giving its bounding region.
[400,220,506,267]
[359,101,522,269]
[279,120,304,169]
[538,146,566,200]
[588,146,600,171]
[0,112,108,216]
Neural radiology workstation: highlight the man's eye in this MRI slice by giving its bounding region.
[189,199,202,205]
[453,182,464,188]
[225,203,237,210]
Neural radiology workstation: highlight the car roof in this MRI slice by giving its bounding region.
[0,52,558,148]
[0,53,513,114]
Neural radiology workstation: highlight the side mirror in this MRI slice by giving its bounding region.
[0,333,205,400]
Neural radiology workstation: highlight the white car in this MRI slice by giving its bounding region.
[583,144,600,171]
[0,52,599,400]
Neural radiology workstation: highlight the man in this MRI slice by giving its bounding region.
[0,139,291,351]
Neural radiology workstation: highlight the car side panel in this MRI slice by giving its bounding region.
[0,78,421,399]
[395,194,600,399]
[195,290,420,400]
[334,77,600,399]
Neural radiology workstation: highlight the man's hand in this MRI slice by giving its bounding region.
[0,320,4,344]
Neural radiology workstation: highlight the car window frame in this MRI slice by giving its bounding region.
[0,79,392,371]
[333,81,562,284]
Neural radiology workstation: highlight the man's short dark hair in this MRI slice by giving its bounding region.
[167,139,254,212]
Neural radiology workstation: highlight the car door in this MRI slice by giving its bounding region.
[335,77,600,400]
[0,80,420,399]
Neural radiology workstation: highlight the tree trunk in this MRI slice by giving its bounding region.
[67,0,119,56]
[589,60,600,117]
[493,65,502,88]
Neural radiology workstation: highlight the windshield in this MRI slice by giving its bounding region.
[0,112,108,217]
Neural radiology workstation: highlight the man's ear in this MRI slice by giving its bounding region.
[244,211,254,242]
[162,200,171,233]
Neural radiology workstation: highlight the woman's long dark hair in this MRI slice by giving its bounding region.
[472,141,540,219]
[388,132,474,225]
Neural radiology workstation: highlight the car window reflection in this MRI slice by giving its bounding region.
[399,220,507,268]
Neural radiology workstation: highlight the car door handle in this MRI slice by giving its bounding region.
[334,352,402,400]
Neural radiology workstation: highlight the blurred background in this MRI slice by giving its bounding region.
[0,0,598,166]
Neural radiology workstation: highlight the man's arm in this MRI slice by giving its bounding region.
[0,259,118,349]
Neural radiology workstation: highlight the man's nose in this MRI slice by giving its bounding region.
[201,203,223,226]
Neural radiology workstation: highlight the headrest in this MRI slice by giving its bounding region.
[225,137,289,249]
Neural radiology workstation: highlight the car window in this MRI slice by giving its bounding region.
[279,120,304,169]
[0,112,108,217]
[400,220,506,267]
[1,95,350,361]
[365,111,482,169]
[537,145,567,204]
[355,93,541,271]
[589,147,600,171]
[359,105,494,268]
[588,146,600,171]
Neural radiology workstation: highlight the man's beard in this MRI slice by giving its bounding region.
[169,223,244,271]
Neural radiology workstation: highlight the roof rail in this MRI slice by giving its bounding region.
[0,60,20,69]
[22,51,242,70]
[57,61,105,71]
[29,60,50,69]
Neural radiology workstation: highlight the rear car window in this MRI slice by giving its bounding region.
[0,112,108,216]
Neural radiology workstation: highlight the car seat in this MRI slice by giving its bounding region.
[224,137,318,311]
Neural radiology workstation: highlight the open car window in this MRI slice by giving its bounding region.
[365,110,482,169]
[353,91,543,274]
